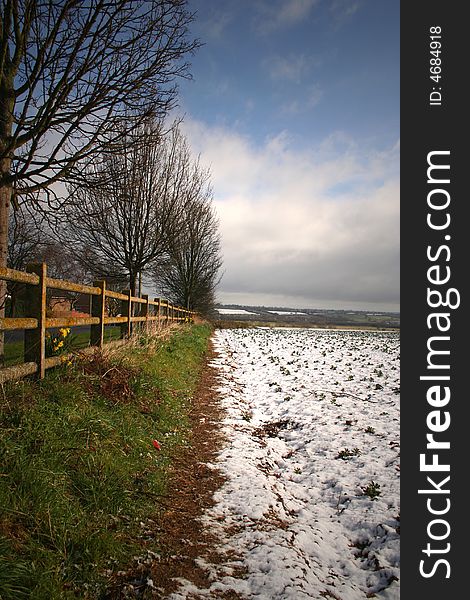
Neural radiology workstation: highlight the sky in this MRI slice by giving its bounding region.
[178,0,400,312]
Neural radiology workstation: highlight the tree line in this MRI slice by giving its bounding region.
[1,1,223,351]
[8,121,222,314]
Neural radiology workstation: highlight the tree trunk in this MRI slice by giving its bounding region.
[129,273,137,298]
[0,171,12,364]
[129,273,137,325]
[1,73,14,363]
[8,284,18,317]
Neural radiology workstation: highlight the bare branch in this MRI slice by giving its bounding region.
[153,148,223,314]
[61,121,188,296]
[1,0,200,198]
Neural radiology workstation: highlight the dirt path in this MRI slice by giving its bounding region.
[111,338,242,600]
[104,338,242,599]
[148,338,243,598]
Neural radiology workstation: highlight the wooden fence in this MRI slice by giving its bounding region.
[0,263,195,383]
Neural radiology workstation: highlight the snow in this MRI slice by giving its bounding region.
[169,327,400,600]
[216,308,258,315]
[268,311,307,316]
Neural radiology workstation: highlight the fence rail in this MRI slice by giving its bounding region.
[0,263,195,383]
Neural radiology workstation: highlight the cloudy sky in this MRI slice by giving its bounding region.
[178,0,399,312]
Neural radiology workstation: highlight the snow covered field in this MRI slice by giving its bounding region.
[170,327,400,600]
[216,308,258,315]
[268,311,307,316]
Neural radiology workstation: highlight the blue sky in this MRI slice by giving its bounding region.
[178,0,400,311]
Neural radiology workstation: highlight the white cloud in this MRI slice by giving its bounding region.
[280,84,324,114]
[330,0,363,27]
[198,6,235,39]
[182,118,399,311]
[253,0,320,34]
[263,54,320,83]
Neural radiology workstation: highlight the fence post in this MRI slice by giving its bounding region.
[142,294,149,334]
[121,289,131,338]
[90,280,106,348]
[24,263,47,379]
[154,298,161,328]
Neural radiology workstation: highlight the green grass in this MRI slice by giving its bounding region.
[0,323,212,599]
[4,327,122,366]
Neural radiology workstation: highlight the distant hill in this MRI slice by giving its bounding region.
[211,304,400,330]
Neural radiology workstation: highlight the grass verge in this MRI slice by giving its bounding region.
[0,323,212,599]
[4,327,122,367]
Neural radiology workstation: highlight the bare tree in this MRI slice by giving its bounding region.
[7,207,94,315]
[154,164,223,315]
[6,206,42,315]
[7,207,41,271]
[62,123,192,296]
[0,0,199,357]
